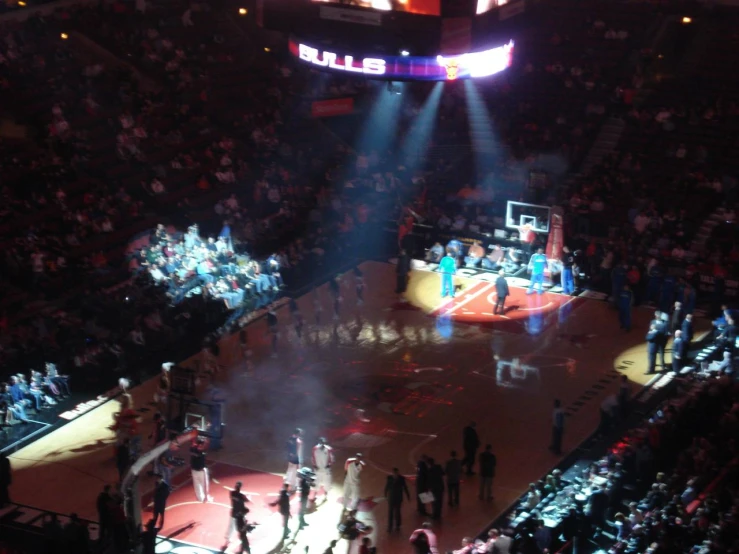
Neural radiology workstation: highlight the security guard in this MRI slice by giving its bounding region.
[618,285,633,331]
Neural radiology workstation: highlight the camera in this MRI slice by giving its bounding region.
[297,467,316,486]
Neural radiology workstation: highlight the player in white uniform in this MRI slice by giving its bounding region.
[343,453,365,510]
[311,437,335,501]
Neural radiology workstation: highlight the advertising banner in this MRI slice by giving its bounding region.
[311,97,355,118]
[290,39,514,81]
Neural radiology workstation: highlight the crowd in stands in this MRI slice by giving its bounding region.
[0,0,412,438]
[135,222,285,313]
[567,374,737,554]
[423,366,738,554]
[1,2,739,554]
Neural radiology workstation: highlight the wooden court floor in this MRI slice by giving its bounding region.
[7,261,695,553]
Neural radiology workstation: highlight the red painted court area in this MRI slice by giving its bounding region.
[429,280,580,333]
[142,462,285,553]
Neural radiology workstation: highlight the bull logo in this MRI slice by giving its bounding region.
[437,55,460,81]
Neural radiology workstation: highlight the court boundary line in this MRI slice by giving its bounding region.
[0,422,53,455]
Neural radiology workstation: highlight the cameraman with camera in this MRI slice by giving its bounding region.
[297,467,315,529]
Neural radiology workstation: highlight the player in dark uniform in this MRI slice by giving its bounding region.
[226,481,249,545]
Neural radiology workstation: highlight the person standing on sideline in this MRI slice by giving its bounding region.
[142,518,157,554]
[611,262,628,306]
[285,428,303,491]
[96,484,112,545]
[226,481,249,544]
[191,435,213,503]
[270,483,291,541]
[311,437,334,502]
[670,301,684,333]
[550,399,565,455]
[561,246,575,295]
[681,313,694,350]
[152,474,170,529]
[657,312,669,369]
[409,522,439,554]
[439,249,457,298]
[527,248,548,295]
[672,330,685,374]
[384,467,410,532]
[116,438,131,483]
[428,458,445,520]
[297,468,313,528]
[478,445,497,501]
[396,250,411,300]
[645,324,659,375]
[462,422,480,475]
[343,453,365,510]
[445,451,462,507]
[494,270,510,315]
[415,455,430,516]
[618,285,633,331]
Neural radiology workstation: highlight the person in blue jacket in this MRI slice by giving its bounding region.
[439,249,457,298]
[618,285,633,331]
[527,248,548,295]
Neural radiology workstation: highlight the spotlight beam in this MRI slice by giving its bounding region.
[399,82,443,171]
[355,81,404,158]
[463,79,501,180]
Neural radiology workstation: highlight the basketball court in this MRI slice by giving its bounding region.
[7,260,698,553]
